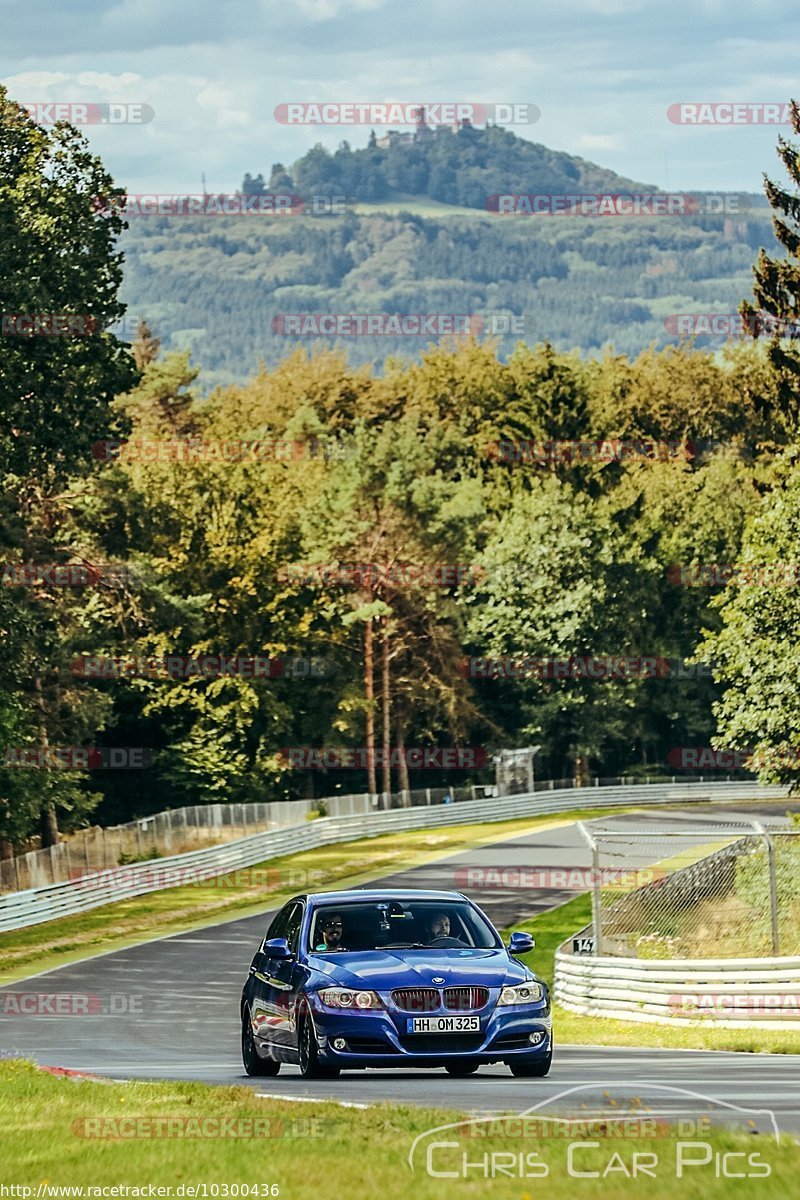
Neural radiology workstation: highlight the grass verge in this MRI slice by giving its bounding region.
[0,805,631,984]
[0,1059,795,1197]
[504,895,800,1055]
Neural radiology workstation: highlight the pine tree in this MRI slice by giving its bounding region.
[741,98,800,429]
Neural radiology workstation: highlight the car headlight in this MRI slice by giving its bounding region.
[318,988,382,1010]
[497,981,544,1005]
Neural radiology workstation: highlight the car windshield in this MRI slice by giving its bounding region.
[308,900,500,952]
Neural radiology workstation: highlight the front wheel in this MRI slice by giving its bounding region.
[445,1060,480,1076]
[508,1046,552,1078]
[242,1009,280,1077]
[298,1014,340,1079]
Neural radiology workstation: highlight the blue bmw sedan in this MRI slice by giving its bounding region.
[240,889,552,1079]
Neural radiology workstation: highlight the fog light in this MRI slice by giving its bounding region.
[528,1032,543,1044]
[332,1037,347,1051]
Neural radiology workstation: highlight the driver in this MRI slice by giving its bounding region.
[428,912,451,941]
[315,911,348,952]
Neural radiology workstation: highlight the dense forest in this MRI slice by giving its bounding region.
[3,86,800,849]
[118,205,774,388]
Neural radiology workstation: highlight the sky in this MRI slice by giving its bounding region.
[1,0,797,195]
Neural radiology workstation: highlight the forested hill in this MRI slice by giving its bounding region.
[115,126,774,389]
[242,122,655,208]
[118,202,774,390]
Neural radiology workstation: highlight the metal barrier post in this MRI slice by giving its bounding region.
[754,821,780,954]
[576,821,601,955]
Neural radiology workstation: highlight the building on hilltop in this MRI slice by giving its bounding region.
[375,106,475,148]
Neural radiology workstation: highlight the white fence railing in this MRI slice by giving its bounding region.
[554,950,800,1029]
[0,798,324,893]
[0,781,787,934]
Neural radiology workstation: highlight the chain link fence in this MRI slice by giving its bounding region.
[0,801,316,893]
[578,819,800,958]
[0,774,777,895]
[0,784,494,893]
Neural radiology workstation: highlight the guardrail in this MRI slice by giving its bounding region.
[556,810,800,1027]
[554,948,800,1029]
[0,780,787,933]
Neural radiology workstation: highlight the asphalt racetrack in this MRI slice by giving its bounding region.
[2,801,800,1133]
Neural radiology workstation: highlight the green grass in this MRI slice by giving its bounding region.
[0,805,631,983]
[503,896,800,1055]
[0,1059,796,1197]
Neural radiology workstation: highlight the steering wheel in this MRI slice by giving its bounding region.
[427,935,468,948]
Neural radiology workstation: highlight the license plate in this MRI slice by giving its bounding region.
[407,1016,480,1034]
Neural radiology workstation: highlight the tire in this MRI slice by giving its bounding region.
[242,1008,280,1077]
[508,1047,552,1078]
[298,1013,340,1079]
[445,1060,481,1076]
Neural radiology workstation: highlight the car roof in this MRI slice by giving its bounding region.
[305,888,468,904]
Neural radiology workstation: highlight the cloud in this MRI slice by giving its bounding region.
[294,0,385,17]
[196,83,251,127]
[576,133,622,151]
[75,71,145,91]
[1,0,796,193]
[2,71,70,88]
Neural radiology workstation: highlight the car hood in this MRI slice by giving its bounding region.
[306,948,538,991]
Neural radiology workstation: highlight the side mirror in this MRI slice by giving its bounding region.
[262,937,293,960]
[507,931,535,955]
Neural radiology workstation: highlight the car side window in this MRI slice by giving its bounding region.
[283,902,304,954]
[265,903,292,943]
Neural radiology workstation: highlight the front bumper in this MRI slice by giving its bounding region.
[307,993,552,1066]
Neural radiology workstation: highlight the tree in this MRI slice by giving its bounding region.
[697,452,800,787]
[290,415,483,797]
[268,165,294,193]
[462,476,654,780]
[132,320,161,372]
[741,98,800,432]
[0,89,137,844]
[242,172,266,196]
[0,88,136,484]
